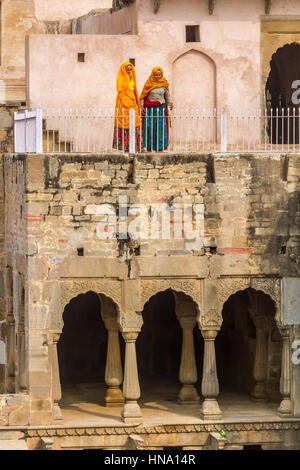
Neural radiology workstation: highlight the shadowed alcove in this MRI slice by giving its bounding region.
[136,289,204,403]
[266,42,300,144]
[216,287,282,402]
[57,291,125,410]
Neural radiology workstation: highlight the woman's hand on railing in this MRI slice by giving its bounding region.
[169,103,174,110]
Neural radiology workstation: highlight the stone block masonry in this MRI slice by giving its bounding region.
[1,151,300,426]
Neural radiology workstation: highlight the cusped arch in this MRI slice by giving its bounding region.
[140,279,201,314]
[218,277,281,325]
[143,288,200,318]
[270,42,300,65]
[59,279,122,334]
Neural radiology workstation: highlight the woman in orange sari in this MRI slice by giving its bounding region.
[140,67,173,151]
[112,62,141,152]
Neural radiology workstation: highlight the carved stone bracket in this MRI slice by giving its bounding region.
[199,309,223,330]
[140,279,201,312]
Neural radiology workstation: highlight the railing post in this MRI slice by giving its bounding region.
[14,107,43,153]
[129,108,136,154]
[35,107,43,153]
[221,107,227,152]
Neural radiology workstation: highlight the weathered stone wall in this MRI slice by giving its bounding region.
[2,151,300,424]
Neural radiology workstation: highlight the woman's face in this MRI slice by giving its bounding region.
[153,69,163,81]
[125,64,132,74]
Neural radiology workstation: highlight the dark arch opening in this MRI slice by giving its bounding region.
[266,42,300,144]
[136,289,204,402]
[58,291,106,386]
[57,291,123,409]
[216,288,281,401]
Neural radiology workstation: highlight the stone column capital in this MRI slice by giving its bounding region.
[252,315,269,330]
[178,316,197,331]
[201,329,218,341]
[48,330,61,344]
[103,316,119,332]
[278,325,291,339]
[122,330,140,342]
[7,313,14,325]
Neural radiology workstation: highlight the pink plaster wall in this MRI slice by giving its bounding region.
[26,0,300,112]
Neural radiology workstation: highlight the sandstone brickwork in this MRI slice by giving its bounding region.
[0,151,299,442]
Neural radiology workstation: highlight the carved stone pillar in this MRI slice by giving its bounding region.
[278,326,292,417]
[7,314,15,393]
[178,316,200,404]
[121,331,142,425]
[201,329,222,420]
[103,317,124,407]
[251,316,268,402]
[48,332,63,422]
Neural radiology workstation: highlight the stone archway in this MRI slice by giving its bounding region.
[136,289,183,402]
[216,286,289,417]
[120,282,203,424]
[137,288,204,404]
[51,288,124,422]
[57,291,109,418]
[266,42,300,144]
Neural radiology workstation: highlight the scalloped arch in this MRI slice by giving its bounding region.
[140,279,201,313]
[218,277,281,323]
[59,279,122,333]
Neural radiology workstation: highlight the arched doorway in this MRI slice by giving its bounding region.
[136,289,203,404]
[57,291,124,412]
[216,288,282,404]
[266,42,300,144]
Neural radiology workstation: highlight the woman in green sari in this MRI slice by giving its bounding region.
[140,67,173,151]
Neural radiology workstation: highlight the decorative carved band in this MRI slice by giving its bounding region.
[26,420,300,438]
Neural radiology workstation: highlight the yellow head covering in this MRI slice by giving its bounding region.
[140,67,170,101]
[115,62,140,128]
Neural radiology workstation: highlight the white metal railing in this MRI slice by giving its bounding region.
[13,107,300,154]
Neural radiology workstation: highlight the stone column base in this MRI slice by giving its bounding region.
[53,403,63,422]
[201,398,222,420]
[178,385,200,404]
[121,401,142,425]
[6,379,15,394]
[251,395,268,403]
[278,398,292,418]
[251,383,267,402]
[105,386,125,407]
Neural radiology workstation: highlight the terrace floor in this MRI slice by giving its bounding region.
[58,378,285,427]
